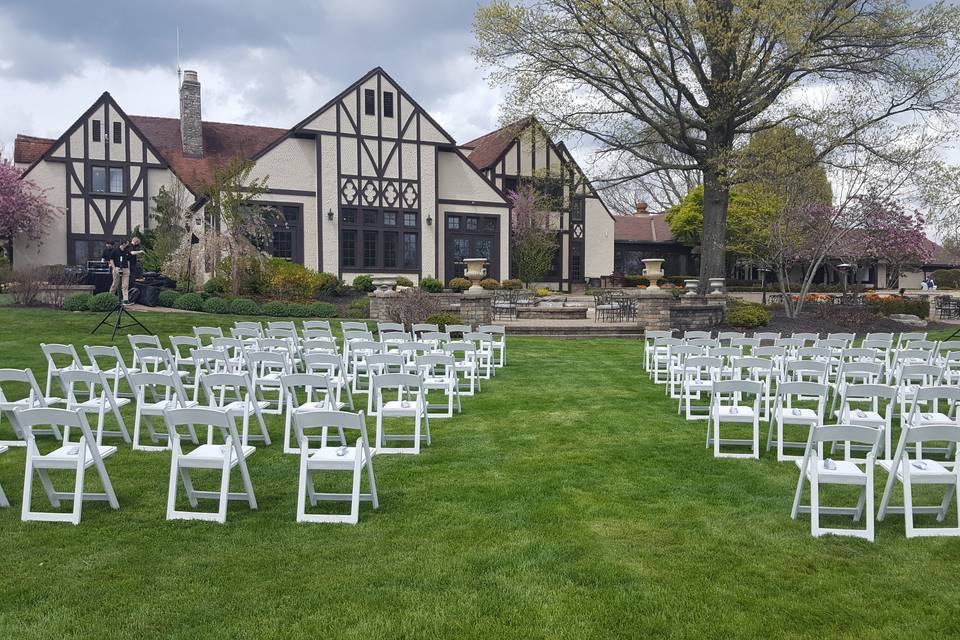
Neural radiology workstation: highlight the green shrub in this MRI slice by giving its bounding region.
[395,276,414,288]
[345,297,370,319]
[316,272,343,296]
[480,278,500,290]
[352,275,375,292]
[173,292,204,312]
[158,289,182,307]
[202,297,230,314]
[63,293,93,311]
[866,297,930,318]
[624,275,649,287]
[535,287,552,297]
[501,279,523,290]
[229,298,261,316]
[419,277,443,293]
[266,260,337,302]
[725,304,770,328]
[307,301,337,318]
[284,303,314,318]
[931,269,960,289]
[448,277,471,293]
[203,277,228,297]
[90,292,120,312]
[425,313,461,330]
[261,301,290,317]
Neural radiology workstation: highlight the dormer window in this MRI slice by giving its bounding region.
[364,89,376,116]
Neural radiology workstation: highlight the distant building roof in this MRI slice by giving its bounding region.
[13,134,56,165]
[614,202,680,243]
[462,117,532,171]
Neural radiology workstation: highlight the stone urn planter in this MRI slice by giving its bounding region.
[709,277,725,295]
[463,258,487,292]
[641,258,665,291]
[684,279,699,296]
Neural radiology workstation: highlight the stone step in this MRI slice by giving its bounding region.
[505,325,644,338]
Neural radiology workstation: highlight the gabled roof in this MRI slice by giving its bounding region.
[614,213,678,244]
[462,117,532,171]
[129,116,286,193]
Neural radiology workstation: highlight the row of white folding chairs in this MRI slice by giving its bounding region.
[700,379,960,540]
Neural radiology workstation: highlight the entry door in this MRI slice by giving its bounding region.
[445,213,500,282]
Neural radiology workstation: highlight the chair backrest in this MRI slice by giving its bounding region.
[731,357,774,379]
[752,346,786,360]
[895,363,943,386]
[686,338,719,350]
[302,328,335,341]
[135,346,177,372]
[730,337,760,349]
[784,359,829,383]
[128,370,189,403]
[444,341,477,361]
[280,373,336,408]
[862,339,892,351]
[85,345,130,375]
[365,353,406,374]
[753,332,781,344]
[683,330,711,340]
[0,368,46,406]
[380,331,410,344]
[841,347,878,362]
[59,368,113,404]
[293,409,369,451]
[791,332,820,344]
[815,338,846,350]
[906,339,939,351]
[416,353,456,377]
[350,341,383,359]
[343,330,374,343]
[40,343,83,370]
[777,381,829,402]
[169,336,201,359]
[200,372,254,405]
[653,337,682,350]
[477,325,506,337]
[266,327,298,340]
[193,326,225,346]
[866,332,894,342]
[796,346,831,361]
[683,356,723,377]
[231,327,261,341]
[128,334,162,352]
[373,372,423,394]
[669,345,704,360]
[421,331,451,346]
[937,340,960,355]
[340,321,369,332]
[163,406,242,451]
[377,322,406,334]
[827,332,856,345]
[267,320,297,333]
[843,382,896,403]
[412,323,440,337]
[304,353,345,376]
[192,347,233,374]
[246,350,292,376]
[302,338,339,355]
[896,332,927,348]
[446,324,473,336]
[234,321,264,334]
[892,349,933,367]
[712,379,763,401]
[302,320,332,332]
[774,337,804,350]
[257,337,296,355]
[806,423,883,453]
[16,407,99,451]
[644,330,674,344]
[837,361,883,378]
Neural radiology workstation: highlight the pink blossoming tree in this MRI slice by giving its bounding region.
[0,158,57,264]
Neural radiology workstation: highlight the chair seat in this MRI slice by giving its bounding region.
[74,397,130,410]
[910,411,953,425]
[307,445,368,467]
[297,400,345,411]
[795,458,866,481]
[41,443,117,467]
[182,443,255,466]
[141,399,198,413]
[778,407,818,423]
[382,400,425,415]
[879,458,955,481]
[101,365,137,376]
[221,400,270,414]
[254,373,284,384]
[843,409,883,423]
[715,406,755,420]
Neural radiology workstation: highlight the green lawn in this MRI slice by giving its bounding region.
[1,307,959,639]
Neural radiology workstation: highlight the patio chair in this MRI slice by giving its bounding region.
[791,423,883,542]
[293,409,379,524]
[478,325,507,368]
[416,354,462,418]
[247,350,294,415]
[199,372,271,447]
[280,373,344,454]
[680,356,722,420]
[59,369,131,445]
[304,353,355,410]
[162,406,257,524]
[18,407,120,524]
[0,368,60,447]
[834,383,895,459]
[39,342,93,401]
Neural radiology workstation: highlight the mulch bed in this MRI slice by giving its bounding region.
[716,308,954,336]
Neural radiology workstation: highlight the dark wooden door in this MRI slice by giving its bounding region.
[445,213,500,282]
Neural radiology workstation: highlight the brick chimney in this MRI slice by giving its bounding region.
[179,70,203,158]
[635,201,648,216]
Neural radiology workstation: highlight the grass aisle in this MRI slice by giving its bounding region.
[0,308,958,639]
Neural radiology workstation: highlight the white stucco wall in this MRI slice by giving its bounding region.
[585,196,614,278]
[13,160,67,266]
[250,138,317,192]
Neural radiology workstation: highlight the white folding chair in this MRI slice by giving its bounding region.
[667,345,704,400]
[85,345,137,400]
[791,423,883,542]
[280,373,344,454]
[464,332,495,380]
[766,381,828,462]
[679,356,721,420]
[211,337,250,372]
[162,406,257,523]
[717,331,746,346]
[373,373,430,455]
[730,356,775,420]
[651,337,682,384]
[834,383,895,459]
[643,330,674,372]
[0,445,8,508]
[304,353,355,410]
[341,321,370,333]
[349,340,383,394]
[39,342,92,401]
[708,379,762,459]
[893,363,943,421]
[199,373,271,446]
[59,369,131,445]
[303,320,332,332]
[683,330,712,340]
[193,326,225,346]
[878,422,960,537]
[0,368,59,447]
[364,354,406,416]
[753,332,781,346]
[18,407,119,524]
[247,350,294,415]
[477,325,506,368]
[169,336,202,390]
[293,409,378,524]
[127,335,163,371]
[412,323,440,339]
[444,341,482,396]
[128,371,199,452]
[233,321,264,336]
[416,354,461,418]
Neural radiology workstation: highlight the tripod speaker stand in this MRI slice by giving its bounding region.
[91,289,152,340]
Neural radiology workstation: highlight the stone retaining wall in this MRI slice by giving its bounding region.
[635,292,727,331]
[370,290,491,325]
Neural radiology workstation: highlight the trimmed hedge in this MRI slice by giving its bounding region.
[395,276,414,288]
[725,303,770,328]
[345,297,370,319]
[931,269,960,289]
[284,303,314,318]
[158,289,182,307]
[202,297,230,314]
[448,277,471,293]
[501,279,523,290]
[90,292,120,312]
[352,275,375,292]
[480,278,500,290]
[866,297,930,318]
[308,301,337,318]
[173,292,204,312]
[261,301,289,317]
[63,292,94,311]
[419,277,443,293]
[203,277,228,296]
[230,298,261,316]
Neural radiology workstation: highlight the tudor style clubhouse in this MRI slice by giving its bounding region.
[13,67,615,290]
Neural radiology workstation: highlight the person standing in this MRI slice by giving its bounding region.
[102,240,120,295]
[112,240,132,304]
[124,237,146,304]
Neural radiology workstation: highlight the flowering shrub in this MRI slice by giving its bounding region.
[480,278,500,290]
[501,279,523,290]
[448,277,471,293]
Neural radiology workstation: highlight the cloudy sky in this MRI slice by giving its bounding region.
[0,1,506,153]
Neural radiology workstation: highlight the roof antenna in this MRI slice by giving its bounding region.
[176,26,182,88]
